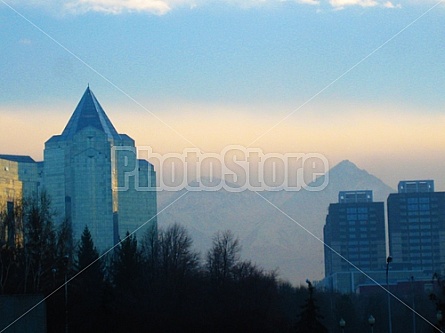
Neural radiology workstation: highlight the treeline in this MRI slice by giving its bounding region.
[0,193,294,332]
[0,193,443,332]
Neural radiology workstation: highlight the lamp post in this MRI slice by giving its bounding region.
[368,315,375,333]
[62,255,69,333]
[339,318,346,333]
[410,276,416,333]
[386,256,393,333]
[437,310,443,332]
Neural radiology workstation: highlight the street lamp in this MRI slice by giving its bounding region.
[339,318,346,333]
[410,276,416,333]
[368,315,375,333]
[386,256,393,333]
[62,255,69,333]
[437,310,443,332]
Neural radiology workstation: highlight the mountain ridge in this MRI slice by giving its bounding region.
[157,159,394,285]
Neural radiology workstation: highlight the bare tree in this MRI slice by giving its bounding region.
[206,230,241,287]
[140,223,159,281]
[23,192,57,293]
[158,223,199,282]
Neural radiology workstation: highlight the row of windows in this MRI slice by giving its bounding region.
[346,240,376,246]
[407,217,432,223]
[408,238,434,244]
[395,216,439,222]
[346,214,370,221]
[409,252,434,258]
[406,203,431,211]
[340,220,376,226]
[340,234,379,239]
[396,204,440,212]
[412,260,433,265]
[345,207,369,214]
[406,197,431,204]
[403,245,434,251]
[397,239,437,245]
[348,254,372,259]
[397,225,439,231]
[347,250,374,255]
[346,227,378,232]
[342,246,372,251]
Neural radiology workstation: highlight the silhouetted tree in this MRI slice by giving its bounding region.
[140,223,159,284]
[158,223,199,284]
[77,226,101,273]
[56,219,73,262]
[295,281,328,333]
[430,273,445,332]
[70,225,105,332]
[0,202,22,294]
[206,230,241,288]
[22,192,57,293]
[112,231,141,290]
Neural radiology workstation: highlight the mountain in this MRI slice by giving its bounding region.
[156,160,394,285]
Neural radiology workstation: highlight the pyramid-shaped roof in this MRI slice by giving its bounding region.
[61,87,121,141]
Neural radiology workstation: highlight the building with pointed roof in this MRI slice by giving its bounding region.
[42,87,157,251]
[60,87,121,141]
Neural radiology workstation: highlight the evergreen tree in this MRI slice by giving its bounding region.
[294,280,328,333]
[106,232,145,332]
[57,218,73,263]
[77,225,102,277]
[70,225,105,332]
[112,231,141,291]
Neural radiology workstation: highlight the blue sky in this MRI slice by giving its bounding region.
[1,0,445,189]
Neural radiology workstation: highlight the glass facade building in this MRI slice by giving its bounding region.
[388,180,445,275]
[43,87,157,251]
[324,190,386,277]
[0,87,158,252]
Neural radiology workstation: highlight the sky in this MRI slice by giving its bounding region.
[1,0,445,190]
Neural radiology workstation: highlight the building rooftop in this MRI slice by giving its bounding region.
[61,86,121,141]
[398,180,434,193]
[338,190,373,203]
[0,154,36,163]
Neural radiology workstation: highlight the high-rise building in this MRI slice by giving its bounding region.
[324,190,386,277]
[388,180,445,275]
[43,87,157,251]
[0,87,157,251]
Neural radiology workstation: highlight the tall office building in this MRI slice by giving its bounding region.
[42,87,157,251]
[388,180,445,275]
[324,190,386,277]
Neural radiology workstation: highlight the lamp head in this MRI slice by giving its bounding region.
[339,318,346,327]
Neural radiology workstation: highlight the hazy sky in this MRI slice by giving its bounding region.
[1,0,445,190]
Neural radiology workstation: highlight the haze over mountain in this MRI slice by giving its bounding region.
[157,160,394,285]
